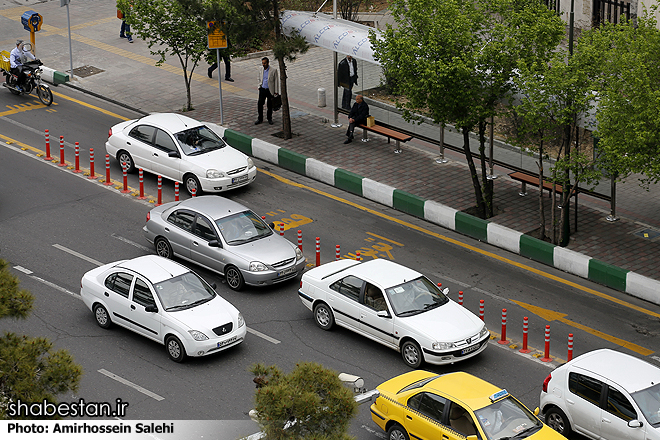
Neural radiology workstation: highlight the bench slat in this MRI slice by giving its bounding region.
[359,124,413,142]
[509,172,563,193]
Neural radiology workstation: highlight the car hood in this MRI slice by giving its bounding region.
[184,146,248,172]
[400,301,484,342]
[230,235,297,266]
[167,296,237,331]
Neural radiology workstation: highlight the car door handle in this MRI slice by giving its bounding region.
[442,436,449,440]
[131,305,136,310]
[164,227,169,232]
[602,417,611,423]
[153,153,159,157]
[566,399,575,405]
[126,141,131,145]
[406,415,412,420]
[192,241,199,247]
[104,292,109,297]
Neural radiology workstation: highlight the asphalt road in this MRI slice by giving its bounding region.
[2,87,659,440]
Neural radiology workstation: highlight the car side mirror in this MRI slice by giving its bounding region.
[533,407,540,416]
[211,282,217,290]
[168,151,180,158]
[268,222,275,229]
[628,419,643,428]
[208,240,222,248]
[145,305,158,313]
[442,287,450,295]
[222,136,227,141]
[377,310,391,318]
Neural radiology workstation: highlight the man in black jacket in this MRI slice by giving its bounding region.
[345,95,369,144]
[338,55,358,110]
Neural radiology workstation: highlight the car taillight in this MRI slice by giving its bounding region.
[146,212,150,222]
[542,373,552,393]
[108,128,112,138]
[300,280,303,288]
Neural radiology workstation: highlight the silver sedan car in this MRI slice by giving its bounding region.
[143,196,306,290]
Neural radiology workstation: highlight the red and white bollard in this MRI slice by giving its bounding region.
[191,188,196,197]
[315,237,320,267]
[279,223,284,236]
[88,148,96,179]
[498,309,509,344]
[297,230,302,252]
[44,129,52,161]
[520,317,531,353]
[458,291,463,305]
[138,169,146,199]
[479,299,485,321]
[121,162,130,193]
[104,154,112,185]
[156,175,163,206]
[58,136,66,167]
[335,244,340,260]
[356,251,361,262]
[541,325,552,362]
[73,142,81,173]
[567,333,574,362]
[174,182,180,201]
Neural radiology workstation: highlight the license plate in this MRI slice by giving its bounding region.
[461,343,480,355]
[232,175,248,184]
[277,266,296,277]
[217,336,237,348]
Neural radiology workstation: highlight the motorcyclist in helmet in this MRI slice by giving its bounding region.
[10,39,36,92]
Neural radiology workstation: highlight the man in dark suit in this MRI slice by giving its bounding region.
[345,94,369,144]
[338,55,358,110]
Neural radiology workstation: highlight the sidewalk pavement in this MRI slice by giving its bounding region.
[2,0,660,301]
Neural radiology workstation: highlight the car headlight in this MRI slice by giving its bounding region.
[189,330,209,341]
[432,341,456,351]
[238,313,245,328]
[247,158,254,168]
[206,169,226,178]
[295,247,303,261]
[479,324,490,339]
[249,261,268,271]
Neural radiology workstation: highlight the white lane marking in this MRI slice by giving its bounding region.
[361,424,386,439]
[434,274,471,288]
[13,266,33,274]
[472,287,515,304]
[31,275,79,298]
[98,369,165,401]
[247,327,281,344]
[53,244,104,266]
[112,233,152,252]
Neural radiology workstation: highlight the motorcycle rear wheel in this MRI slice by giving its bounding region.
[37,85,53,106]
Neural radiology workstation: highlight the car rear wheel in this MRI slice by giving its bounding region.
[117,150,135,173]
[155,237,173,259]
[314,303,334,330]
[165,335,187,362]
[184,174,202,196]
[545,407,571,436]
[94,304,112,329]
[387,424,409,440]
[401,340,423,369]
[225,266,244,291]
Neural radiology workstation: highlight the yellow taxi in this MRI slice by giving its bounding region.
[370,371,566,440]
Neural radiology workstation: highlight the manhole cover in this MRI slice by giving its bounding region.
[633,228,660,240]
[69,65,105,78]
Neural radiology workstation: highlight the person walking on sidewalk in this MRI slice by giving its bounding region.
[345,94,369,144]
[207,45,234,81]
[117,7,133,43]
[338,55,358,110]
[256,57,279,125]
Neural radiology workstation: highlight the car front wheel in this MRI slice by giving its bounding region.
[313,303,334,330]
[545,407,571,436]
[165,336,187,362]
[401,340,423,369]
[225,266,244,291]
[94,304,112,329]
[387,424,409,440]
[184,174,202,196]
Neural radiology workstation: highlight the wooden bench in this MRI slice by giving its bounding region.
[358,122,413,154]
[508,172,564,197]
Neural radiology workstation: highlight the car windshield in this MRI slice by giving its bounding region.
[384,277,449,316]
[175,126,226,156]
[153,272,215,311]
[474,396,542,440]
[632,383,660,426]
[215,210,273,245]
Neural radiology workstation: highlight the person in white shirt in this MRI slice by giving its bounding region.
[9,39,36,91]
[255,57,279,125]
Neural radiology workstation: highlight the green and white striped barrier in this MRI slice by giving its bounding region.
[40,66,69,85]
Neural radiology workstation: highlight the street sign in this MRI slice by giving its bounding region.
[207,21,227,49]
[21,10,43,32]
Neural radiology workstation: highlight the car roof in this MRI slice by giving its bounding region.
[567,349,660,393]
[115,255,190,284]
[424,372,503,410]
[347,259,422,288]
[173,195,250,219]
[132,113,203,133]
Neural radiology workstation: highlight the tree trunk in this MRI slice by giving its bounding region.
[478,121,494,218]
[462,127,486,218]
[278,58,292,139]
[537,138,546,242]
[560,124,573,246]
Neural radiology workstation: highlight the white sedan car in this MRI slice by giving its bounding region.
[298,259,490,368]
[80,255,246,362]
[105,113,257,195]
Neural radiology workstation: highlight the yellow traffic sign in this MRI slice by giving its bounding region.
[207,21,227,49]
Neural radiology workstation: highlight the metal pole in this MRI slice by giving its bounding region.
[66,3,74,79]
[216,48,224,125]
[435,124,447,163]
[606,176,618,221]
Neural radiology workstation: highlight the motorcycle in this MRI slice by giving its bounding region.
[1,58,53,106]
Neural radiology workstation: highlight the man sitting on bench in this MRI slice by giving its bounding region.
[345,94,369,144]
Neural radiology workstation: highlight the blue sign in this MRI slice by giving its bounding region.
[489,389,509,402]
[21,10,43,32]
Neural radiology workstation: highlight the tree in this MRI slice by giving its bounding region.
[0,259,82,419]
[118,0,210,111]
[249,362,358,440]
[371,0,564,219]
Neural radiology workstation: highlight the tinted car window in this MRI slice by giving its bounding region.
[167,210,195,232]
[104,272,133,298]
[154,129,178,153]
[132,278,156,308]
[606,386,636,421]
[129,125,156,144]
[569,372,603,406]
[407,392,446,422]
[194,215,216,241]
[330,275,363,301]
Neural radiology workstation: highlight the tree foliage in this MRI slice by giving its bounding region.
[250,362,358,440]
[0,259,82,419]
[118,0,210,111]
[371,0,564,218]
